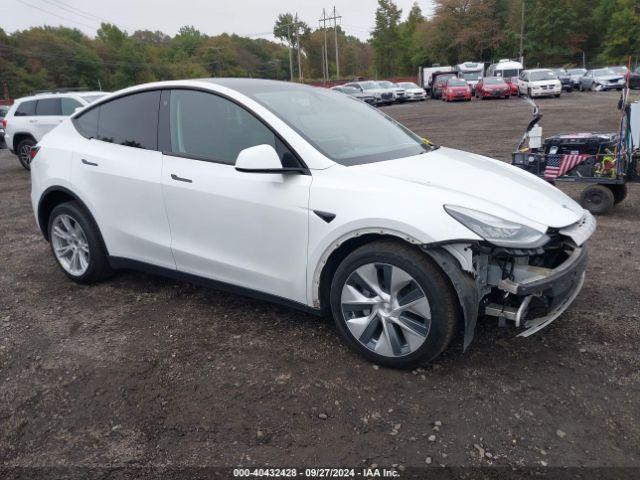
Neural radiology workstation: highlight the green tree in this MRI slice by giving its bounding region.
[371,0,403,77]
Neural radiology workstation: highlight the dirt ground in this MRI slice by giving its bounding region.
[1,91,638,477]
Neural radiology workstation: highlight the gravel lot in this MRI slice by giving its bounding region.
[1,91,639,475]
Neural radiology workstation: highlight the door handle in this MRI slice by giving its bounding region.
[81,159,98,166]
[29,119,38,123]
[171,174,192,183]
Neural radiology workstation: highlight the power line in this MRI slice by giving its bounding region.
[36,0,102,26]
[15,0,98,31]
[46,0,112,24]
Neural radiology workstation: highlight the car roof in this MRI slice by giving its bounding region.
[12,91,107,103]
[525,68,553,73]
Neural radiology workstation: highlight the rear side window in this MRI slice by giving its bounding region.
[74,107,100,139]
[36,98,62,116]
[61,98,82,115]
[163,89,294,166]
[97,91,160,150]
[15,100,37,116]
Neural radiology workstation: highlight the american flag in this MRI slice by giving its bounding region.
[544,153,590,181]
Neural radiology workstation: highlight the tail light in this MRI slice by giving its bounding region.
[30,146,41,160]
[1,119,6,129]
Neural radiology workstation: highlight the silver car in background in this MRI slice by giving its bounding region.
[567,68,587,89]
[396,82,427,101]
[377,80,407,103]
[579,68,624,91]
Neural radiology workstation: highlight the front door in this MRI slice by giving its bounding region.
[159,89,311,304]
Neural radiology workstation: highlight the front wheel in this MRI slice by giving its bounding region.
[16,137,36,170]
[330,240,460,369]
[48,201,113,284]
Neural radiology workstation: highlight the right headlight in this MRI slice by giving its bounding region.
[444,205,550,248]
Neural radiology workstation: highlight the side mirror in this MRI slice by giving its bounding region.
[235,144,304,174]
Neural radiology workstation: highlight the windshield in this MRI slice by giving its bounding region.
[360,82,378,90]
[398,82,419,89]
[435,74,456,84]
[551,68,567,75]
[80,94,106,103]
[239,83,433,166]
[484,77,506,85]
[337,86,359,94]
[530,70,557,81]
[447,79,467,86]
[496,68,520,78]
[378,81,395,88]
[460,72,480,81]
[568,68,586,76]
[610,66,627,74]
[593,68,616,77]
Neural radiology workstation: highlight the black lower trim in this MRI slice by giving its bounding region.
[501,247,588,296]
[108,256,322,317]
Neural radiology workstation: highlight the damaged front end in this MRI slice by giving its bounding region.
[423,211,595,350]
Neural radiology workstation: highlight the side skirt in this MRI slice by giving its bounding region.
[108,256,322,317]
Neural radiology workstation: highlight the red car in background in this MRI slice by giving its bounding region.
[442,78,471,102]
[475,77,511,99]
[503,77,519,95]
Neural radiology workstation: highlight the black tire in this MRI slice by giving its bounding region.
[329,240,460,369]
[555,93,561,98]
[16,137,36,170]
[527,87,532,98]
[47,201,113,284]
[579,184,615,215]
[608,184,628,205]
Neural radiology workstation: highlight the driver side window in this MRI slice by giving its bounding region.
[161,89,297,167]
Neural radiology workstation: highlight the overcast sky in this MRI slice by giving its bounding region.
[1,0,435,42]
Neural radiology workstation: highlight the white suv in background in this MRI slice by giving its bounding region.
[4,91,107,169]
[517,69,562,98]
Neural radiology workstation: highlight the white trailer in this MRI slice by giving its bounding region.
[418,64,454,93]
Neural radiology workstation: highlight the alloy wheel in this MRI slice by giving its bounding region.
[51,214,90,276]
[18,144,32,167]
[340,263,431,358]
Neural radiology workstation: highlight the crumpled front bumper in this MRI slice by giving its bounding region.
[488,247,588,337]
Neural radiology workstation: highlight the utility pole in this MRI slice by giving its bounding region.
[519,0,525,65]
[286,24,293,81]
[319,9,329,83]
[295,13,303,82]
[333,6,341,80]
[320,7,342,80]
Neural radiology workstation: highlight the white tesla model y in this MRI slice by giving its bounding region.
[30,79,595,368]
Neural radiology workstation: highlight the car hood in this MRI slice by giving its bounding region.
[352,147,584,229]
[595,75,623,82]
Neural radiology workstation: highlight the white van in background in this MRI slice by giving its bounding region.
[486,59,523,96]
[455,62,484,92]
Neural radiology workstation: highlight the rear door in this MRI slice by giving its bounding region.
[159,89,311,303]
[33,98,65,140]
[70,90,175,269]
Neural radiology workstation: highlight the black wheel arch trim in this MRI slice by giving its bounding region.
[37,186,108,255]
[422,247,479,352]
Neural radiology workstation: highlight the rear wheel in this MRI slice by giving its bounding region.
[580,184,615,215]
[330,240,460,369]
[48,201,113,284]
[16,137,36,170]
[608,184,628,204]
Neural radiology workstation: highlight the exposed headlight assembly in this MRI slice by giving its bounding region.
[444,205,550,248]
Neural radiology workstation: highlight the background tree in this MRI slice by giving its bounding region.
[371,0,403,77]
